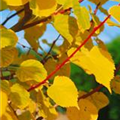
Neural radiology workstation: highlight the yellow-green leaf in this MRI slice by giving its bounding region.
[53,14,79,44]
[67,99,98,120]
[0,90,8,117]
[4,0,29,6]
[0,27,18,49]
[0,0,7,11]
[10,84,30,109]
[73,1,90,32]
[68,46,115,92]
[47,76,78,108]
[109,5,120,23]
[16,59,47,82]
[0,47,18,68]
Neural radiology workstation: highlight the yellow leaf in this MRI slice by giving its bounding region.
[68,46,115,92]
[87,92,109,110]
[73,1,90,32]
[111,75,120,94]
[37,91,58,120]
[0,27,18,49]
[0,90,8,117]
[16,59,47,82]
[56,0,73,9]
[109,5,120,23]
[0,0,7,11]
[10,84,30,109]
[53,14,79,44]
[30,0,57,17]
[27,99,37,113]
[67,99,98,120]
[24,24,46,51]
[0,47,18,68]
[47,76,78,108]
[4,0,29,6]
[106,18,120,27]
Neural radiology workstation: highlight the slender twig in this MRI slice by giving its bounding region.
[19,16,52,31]
[17,42,43,56]
[27,14,111,92]
[41,34,61,64]
[2,8,24,25]
[94,2,101,15]
[78,84,103,101]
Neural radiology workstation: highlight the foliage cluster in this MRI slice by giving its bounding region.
[0,0,120,120]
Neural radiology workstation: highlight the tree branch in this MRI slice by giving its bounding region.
[27,14,111,92]
[78,84,103,100]
[41,34,61,64]
[11,3,32,32]
[2,8,24,26]
[15,0,84,31]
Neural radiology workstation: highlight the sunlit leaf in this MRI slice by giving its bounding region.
[47,76,78,108]
[30,0,57,17]
[73,1,90,32]
[4,0,29,6]
[109,5,120,23]
[53,14,79,44]
[0,27,18,49]
[0,90,8,117]
[0,47,18,67]
[68,46,115,92]
[16,59,47,82]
